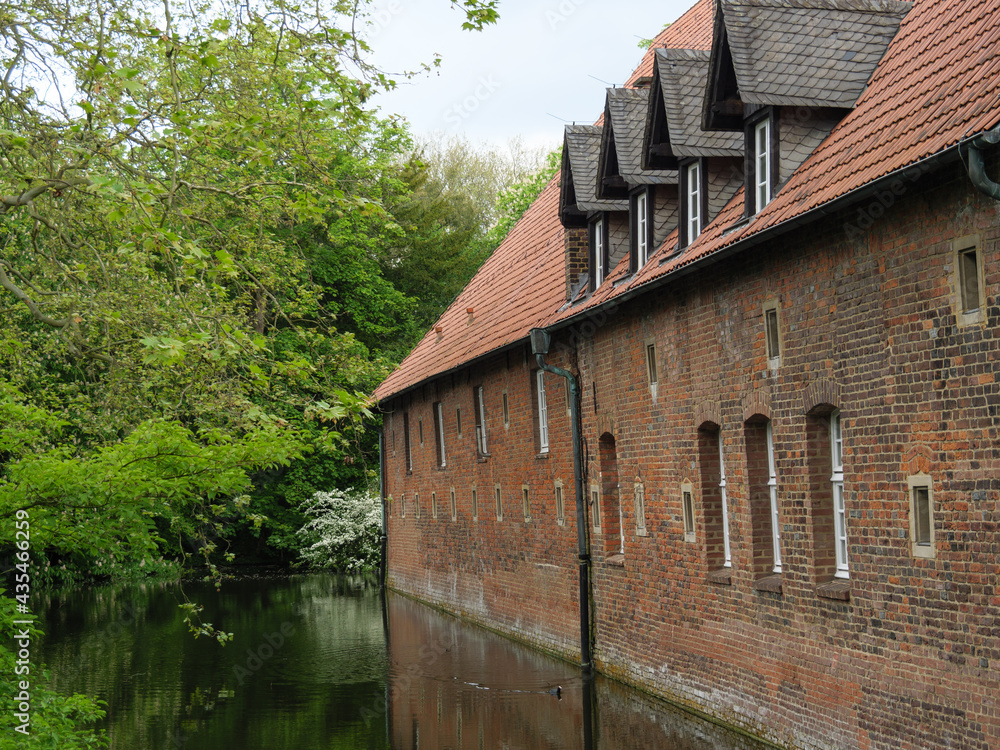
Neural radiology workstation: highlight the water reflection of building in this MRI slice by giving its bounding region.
[385,595,764,750]
[375,0,1000,747]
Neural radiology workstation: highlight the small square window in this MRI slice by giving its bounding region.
[555,482,565,526]
[955,236,985,326]
[682,482,696,542]
[522,485,531,522]
[908,476,935,559]
[495,484,503,522]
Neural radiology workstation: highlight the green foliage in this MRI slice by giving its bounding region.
[0,594,108,749]
[295,489,382,571]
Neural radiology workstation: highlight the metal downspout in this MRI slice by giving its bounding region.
[530,328,593,674]
[964,124,1000,200]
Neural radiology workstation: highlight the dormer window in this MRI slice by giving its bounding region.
[679,159,706,248]
[590,214,608,290]
[630,187,653,271]
[747,109,778,216]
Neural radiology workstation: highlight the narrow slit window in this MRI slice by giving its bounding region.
[495,485,503,521]
[502,392,509,427]
[765,306,781,362]
[959,246,981,313]
[471,488,478,521]
[400,493,406,518]
[555,484,565,525]
[591,486,602,531]
[433,402,446,467]
[634,483,647,533]
[682,488,695,538]
[431,491,437,519]
[522,486,531,522]
[914,487,931,546]
[450,488,457,520]
[418,418,424,446]
[414,492,421,518]
[646,343,658,385]
[456,407,462,438]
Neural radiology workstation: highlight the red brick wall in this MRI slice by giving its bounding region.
[383,159,1000,749]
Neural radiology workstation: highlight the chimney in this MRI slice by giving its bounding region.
[564,226,588,301]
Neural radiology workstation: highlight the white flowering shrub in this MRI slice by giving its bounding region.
[295,488,382,571]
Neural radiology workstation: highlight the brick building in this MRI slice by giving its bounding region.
[372,1,1000,747]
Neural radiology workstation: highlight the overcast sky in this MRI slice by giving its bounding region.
[366,0,694,152]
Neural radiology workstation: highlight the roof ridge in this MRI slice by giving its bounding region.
[723,0,911,11]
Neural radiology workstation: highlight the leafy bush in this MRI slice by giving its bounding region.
[295,489,382,572]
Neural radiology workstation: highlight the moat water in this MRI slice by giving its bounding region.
[38,573,771,749]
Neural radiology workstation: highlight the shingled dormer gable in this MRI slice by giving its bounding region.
[704,0,913,131]
[597,88,676,199]
[703,0,912,218]
[643,48,743,251]
[562,125,629,217]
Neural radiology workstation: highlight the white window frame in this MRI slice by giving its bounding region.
[766,421,782,574]
[636,190,649,267]
[831,410,848,578]
[718,431,732,568]
[594,217,605,287]
[435,401,446,468]
[754,118,771,212]
[536,370,549,453]
[475,385,488,455]
[686,161,701,242]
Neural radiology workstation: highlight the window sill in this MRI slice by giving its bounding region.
[753,573,783,594]
[816,579,851,601]
[535,452,550,460]
[707,568,732,585]
[476,454,490,463]
[605,554,625,567]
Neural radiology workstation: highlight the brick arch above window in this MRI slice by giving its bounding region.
[741,390,772,423]
[694,400,722,431]
[803,378,841,416]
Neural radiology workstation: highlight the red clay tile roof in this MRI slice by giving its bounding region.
[626,0,716,86]
[553,0,1000,325]
[373,2,717,403]
[373,177,566,401]
[374,0,1000,402]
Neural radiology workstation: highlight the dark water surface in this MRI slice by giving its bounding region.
[37,574,769,749]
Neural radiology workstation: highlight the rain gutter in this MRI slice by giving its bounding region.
[964,123,1000,200]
